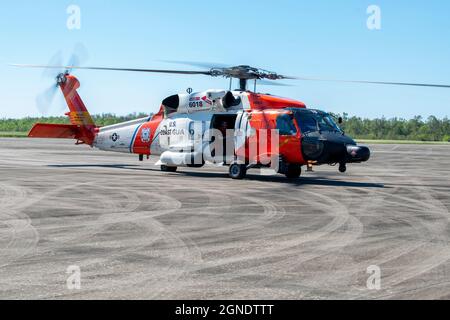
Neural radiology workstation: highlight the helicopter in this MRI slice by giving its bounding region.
[12,59,450,180]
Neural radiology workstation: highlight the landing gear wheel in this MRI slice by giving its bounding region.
[285,164,301,179]
[161,165,177,172]
[229,163,247,180]
[339,163,347,173]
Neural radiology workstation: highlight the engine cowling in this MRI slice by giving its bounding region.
[162,94,180,114]
[161,90,242,115]
[222,91,242,109]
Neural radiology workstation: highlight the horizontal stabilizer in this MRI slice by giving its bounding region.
[28,123,80,139]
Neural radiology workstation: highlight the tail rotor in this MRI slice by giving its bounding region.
[34,43,89,115]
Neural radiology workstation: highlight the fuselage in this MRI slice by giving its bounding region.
[93,89,370,168]
[27,74,370,179]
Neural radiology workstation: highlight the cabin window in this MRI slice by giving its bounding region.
[276,114,297,136]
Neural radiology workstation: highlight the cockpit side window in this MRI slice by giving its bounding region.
[294,110,343,134]
[296,113,317,134]
[276,114,297,136]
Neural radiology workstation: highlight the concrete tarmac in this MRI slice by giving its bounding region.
[0,138,449,299]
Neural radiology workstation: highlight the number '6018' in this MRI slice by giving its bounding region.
[189,101,203,108]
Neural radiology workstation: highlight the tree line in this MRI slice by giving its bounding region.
[333,113,450,142]
[0,113,149,132]
[0,112,449,142]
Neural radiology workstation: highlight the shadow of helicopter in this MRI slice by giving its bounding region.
[48,163,385,188]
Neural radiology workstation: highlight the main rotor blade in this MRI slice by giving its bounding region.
[11,64,213,76]
[296,77,450,89]
[277,75,298,80]
[257,80,292,87]
[159,61,297,81]
[160,60,231,69]
[13,62,450,88]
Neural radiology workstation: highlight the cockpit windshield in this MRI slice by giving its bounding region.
[293,109,343,134]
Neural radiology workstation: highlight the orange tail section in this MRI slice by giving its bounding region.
[29,123,81,139]
[28,75,97,145]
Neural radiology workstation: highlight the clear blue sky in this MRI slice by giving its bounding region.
[1,0,449,119]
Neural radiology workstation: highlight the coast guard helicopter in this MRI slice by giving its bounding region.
[13,58,450,179]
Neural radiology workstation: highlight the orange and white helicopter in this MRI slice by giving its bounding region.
[13,59,450,179]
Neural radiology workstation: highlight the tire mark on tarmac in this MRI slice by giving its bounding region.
[353,177,450,298]
[27,178,201,299]
[375,183,449,291]
[0,183,39,269]
[187,186,363,298]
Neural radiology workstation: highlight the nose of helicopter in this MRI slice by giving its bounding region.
[346,145,371,162]
[300,132,371,165]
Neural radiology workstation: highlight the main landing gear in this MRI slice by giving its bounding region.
[284,164,301,179]
[228,161,303,180]
[161,161,302,180]
[278,159,302,180]
[229,163,247,180]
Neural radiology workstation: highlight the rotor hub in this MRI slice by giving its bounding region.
[56,72,68,86]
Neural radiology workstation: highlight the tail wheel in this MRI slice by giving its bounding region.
[285,164,301,179]
[229,163,247,180]
[161,165,177,172]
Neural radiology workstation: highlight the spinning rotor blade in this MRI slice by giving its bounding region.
[13,54,450,90]
[160,60,231,69]
[66,42,89,73]
[257,80,292,87]
[35,51,63,115]
[295,77,450,89]
[35,85,58,115]
[158,61,297,81]
[42,51,63,79]
[18,43,91,115]
[11,64,213,76]
[276,75,298,80]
